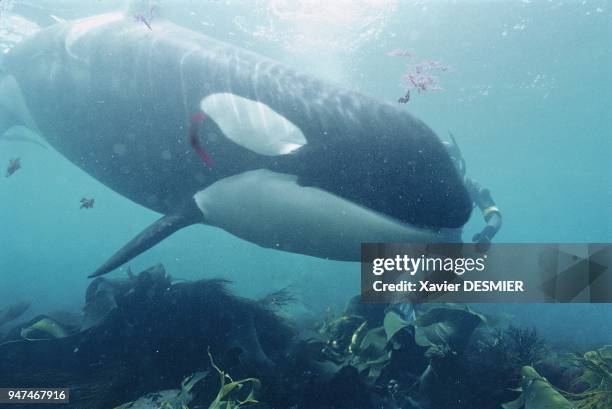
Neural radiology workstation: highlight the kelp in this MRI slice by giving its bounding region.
[113,372,208,409]
[20,317,69,340]
[113,349,264,409]
[503,326,547,367]
[321,304,484,384]
[322,314,366,353]
[383,310,410,342]
[326,310,408,382]
[257,286,296,309]
[563,345,612,409]
[0,300,31,328]
[350,326,390,381]
[412,306,484,353]
[502,366,574,409]
[206,348,262,409]
[456,325,548,409]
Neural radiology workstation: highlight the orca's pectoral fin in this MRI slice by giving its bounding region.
[88,212,200,278]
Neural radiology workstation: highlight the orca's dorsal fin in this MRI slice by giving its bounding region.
[88,208,201,278]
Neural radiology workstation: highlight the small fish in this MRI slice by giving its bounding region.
[135,14,153,30]
[5,158,21,177]
[190,112,214,169]
[134,6,157,31]
[80,198,95,209]
[126,266,135,280]
[398,90,410,104]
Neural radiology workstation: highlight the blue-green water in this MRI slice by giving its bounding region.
[0,0,610,352]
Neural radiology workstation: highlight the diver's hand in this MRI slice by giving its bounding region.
[473,231,492,253]
[472,232,491,243]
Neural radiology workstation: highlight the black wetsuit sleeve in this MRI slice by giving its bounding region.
[466,178,502,243]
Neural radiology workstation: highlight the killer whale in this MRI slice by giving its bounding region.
[0,11,472,277]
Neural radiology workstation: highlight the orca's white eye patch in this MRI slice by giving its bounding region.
[200,93,306,156]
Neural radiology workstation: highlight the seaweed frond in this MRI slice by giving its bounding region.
[207,347,262,409]
[258,286,296,309]
[503,325,547,367]
[563,345,612,409]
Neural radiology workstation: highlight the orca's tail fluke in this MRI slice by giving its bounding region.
[88,208,201,278]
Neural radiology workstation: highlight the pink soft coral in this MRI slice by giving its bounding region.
[389,50,450,102]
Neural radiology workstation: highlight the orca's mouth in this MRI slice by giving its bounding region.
[200,93,307,156]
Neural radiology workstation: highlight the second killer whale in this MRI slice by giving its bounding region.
[0,10,472,277]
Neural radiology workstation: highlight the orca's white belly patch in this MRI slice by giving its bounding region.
[193,169,445,261]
